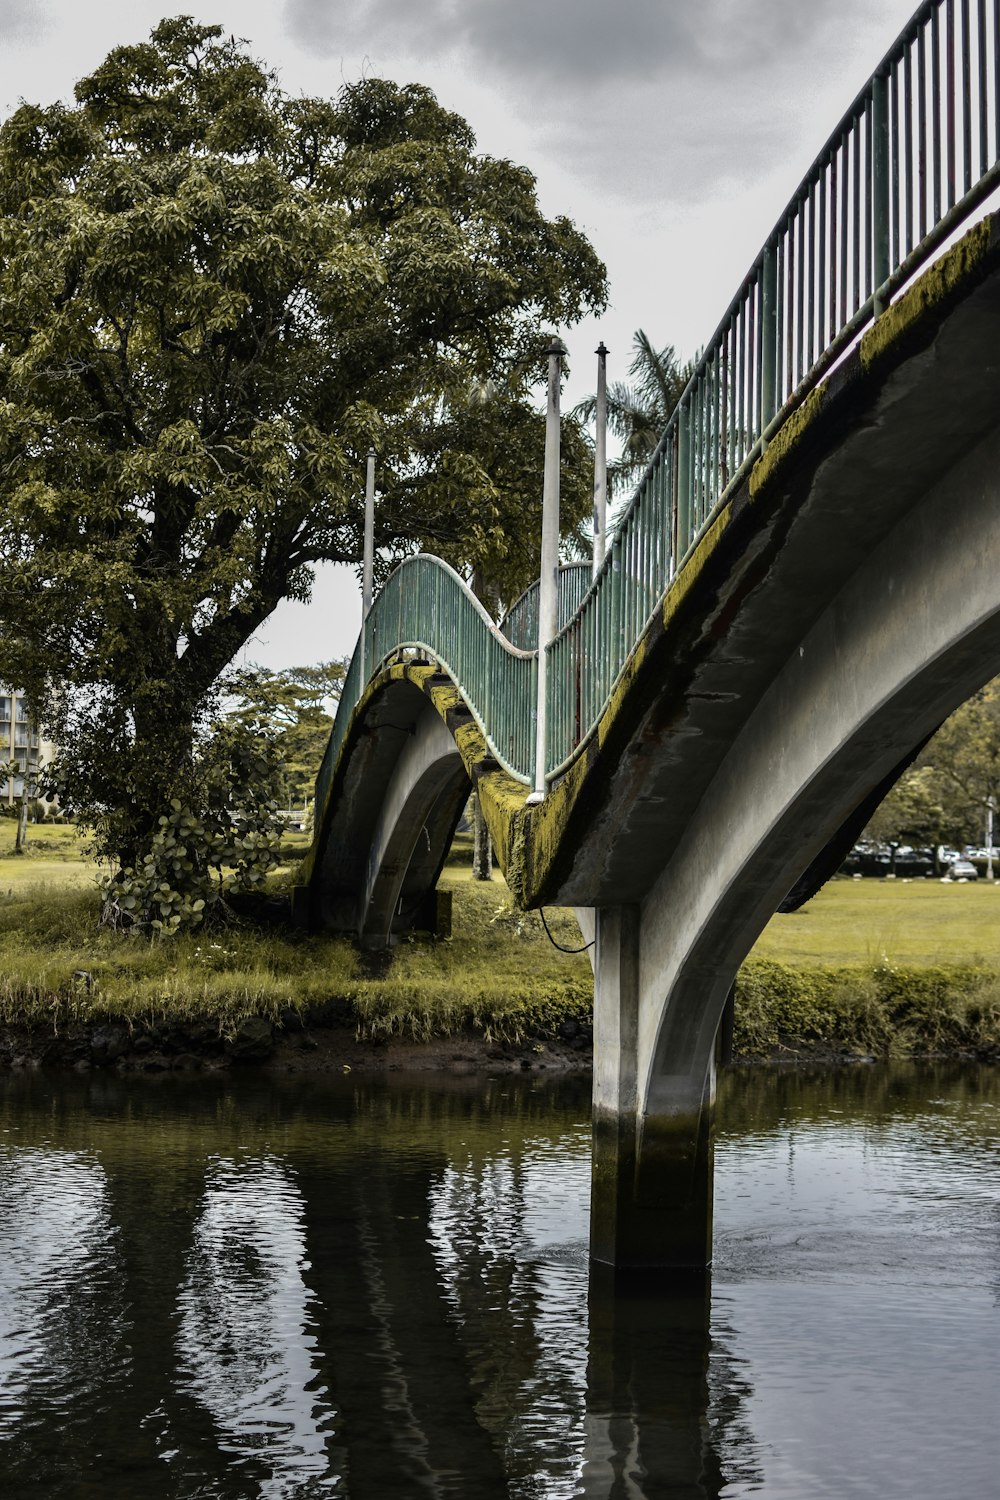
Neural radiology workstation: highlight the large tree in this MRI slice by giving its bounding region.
[0,17,606,892]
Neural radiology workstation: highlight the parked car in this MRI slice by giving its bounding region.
[944,859,978,880]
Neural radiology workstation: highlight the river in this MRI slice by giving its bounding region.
[0,1062,996,1497]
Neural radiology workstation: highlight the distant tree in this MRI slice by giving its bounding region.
[863,764,952,865]
[572,328,692,497]
[228,662,344,808]
[427,378,596,612]
[919,681,1000,845]
[0,17,606,918]
[862,679,1000,856]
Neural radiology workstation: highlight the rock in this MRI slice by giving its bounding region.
[90,1025,129,1066]
[224,1016,274,1062]
[172,1053,202,1071]
[183,1020,222,1051]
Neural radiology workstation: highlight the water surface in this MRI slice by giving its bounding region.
[0,1063,996,1496]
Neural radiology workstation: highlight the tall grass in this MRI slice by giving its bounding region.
[0,870,593,1045]
[735,956,1000,1058]
[0,853,997,1059]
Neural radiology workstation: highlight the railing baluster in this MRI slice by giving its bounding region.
[919,24,929,238]
[948,0,957,209]
[839,135,850,326]
[978,0,988,174]
[853,112,862,313]
[905,41,915,257]
[933,3,944,218]
[963,0,973,192]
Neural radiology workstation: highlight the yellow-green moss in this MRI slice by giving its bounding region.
[861,217,994,372]
[749,383,827,499]
[596,636,647,751]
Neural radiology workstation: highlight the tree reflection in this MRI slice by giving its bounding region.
[175,1156,340,1496]
[0,1072,780,1496]
[0,1148,127,1487]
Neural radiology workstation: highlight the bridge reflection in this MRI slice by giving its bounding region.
[0,1073,758,1497]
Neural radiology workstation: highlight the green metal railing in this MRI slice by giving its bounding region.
[317,0,1000,804]
[500,562,593,650]
[312,557,537,816]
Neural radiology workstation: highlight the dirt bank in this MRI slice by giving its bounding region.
[0,1006,596,1077]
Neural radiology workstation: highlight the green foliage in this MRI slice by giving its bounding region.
[735,955,1000,1058]
[98,788,282,936]
[48,677,286,931]
[0,16,606,880]
[864,677,1000,849]
[572,328,692,499]
[420,373,598,609]
[226,661,344,808]
[864,764,950,850]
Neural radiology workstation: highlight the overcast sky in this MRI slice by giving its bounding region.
[0,0,919,668]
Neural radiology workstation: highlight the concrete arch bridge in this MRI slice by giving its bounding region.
[300,0,1000,1272]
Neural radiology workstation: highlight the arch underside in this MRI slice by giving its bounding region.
[640,412,1000,1123]
[309,681,471,946]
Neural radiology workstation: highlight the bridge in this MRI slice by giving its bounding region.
[299,0,1000,1274]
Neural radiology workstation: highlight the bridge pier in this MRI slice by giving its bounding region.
[590,906,715,1279]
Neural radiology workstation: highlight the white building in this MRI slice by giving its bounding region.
[0,690,48,807]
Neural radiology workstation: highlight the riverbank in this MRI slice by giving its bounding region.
[0,829,998,1071]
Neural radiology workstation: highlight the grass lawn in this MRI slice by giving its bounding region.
[0,819,97,891]
[0,824,592,1042]
[755,876,1000,966]
[0,821,997,1058]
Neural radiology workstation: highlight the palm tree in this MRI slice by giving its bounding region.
[573,329,693,497]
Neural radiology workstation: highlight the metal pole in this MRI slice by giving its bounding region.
[528,340,563,803]
[593,342,608,579]
[360,447,375,683]
[987,797,994,881]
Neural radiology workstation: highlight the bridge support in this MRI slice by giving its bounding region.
[590,906,715,1278]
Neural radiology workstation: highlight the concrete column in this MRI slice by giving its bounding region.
[590,905,715,1277]
[591,906,639,1267]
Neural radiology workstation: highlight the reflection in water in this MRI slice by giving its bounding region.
[175,1157,338,1496]
[0,1064,995,1497]
[428,1134,591,1496]
[0,1146,127,1484]
[585,1278,729,1500]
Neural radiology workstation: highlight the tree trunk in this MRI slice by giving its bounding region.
[472,792,492,881]
[471,568,500,622]
[14,777,28,855]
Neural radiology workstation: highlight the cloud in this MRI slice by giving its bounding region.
[283,0,882,92]
[0,0,46,45]
[283,0,700,86]
[280,0,903,206]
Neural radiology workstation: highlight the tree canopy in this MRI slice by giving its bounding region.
[0,16,606,907]
[227,661,344,810]
[863,679,1000,853]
